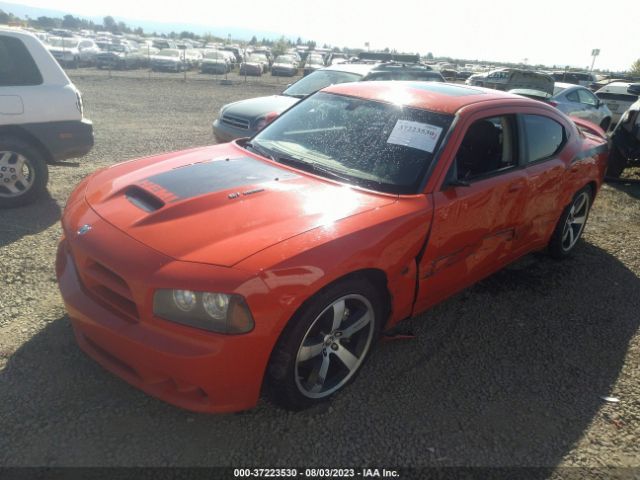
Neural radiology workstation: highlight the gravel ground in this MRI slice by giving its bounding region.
[0,69,639,471]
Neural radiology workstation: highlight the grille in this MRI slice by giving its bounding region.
[221,113,250,129]
[80,259,139,321]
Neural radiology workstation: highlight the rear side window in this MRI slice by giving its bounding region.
[522,115,566,162]
[0,36,43,86]
[566,90,580,102]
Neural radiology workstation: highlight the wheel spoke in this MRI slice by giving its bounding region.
[568,224,575,246]
[310,354,331,393]
[331,299,346,331]
[0,152,11,166]
[562,224,571,241]
[574,194,587,214]
[334,345,360,372]
[3,181,21,194]
[340,311,371,339]
[573,215,587,226]
[297,341,324,362]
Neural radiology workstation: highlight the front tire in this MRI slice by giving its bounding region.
[548,186,592,258]
[267,277,383,410]
[0,137,49,208]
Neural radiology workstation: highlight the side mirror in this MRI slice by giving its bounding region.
[447,178,471,188]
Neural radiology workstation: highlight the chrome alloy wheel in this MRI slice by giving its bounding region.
[561,191,590,252]
[0,151,35,198]
[294,294,375,399]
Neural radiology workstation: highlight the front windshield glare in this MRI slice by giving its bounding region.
[283,70,362,97]
[252,92,453,194]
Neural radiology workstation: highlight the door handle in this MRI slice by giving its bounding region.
[508,183,524,193]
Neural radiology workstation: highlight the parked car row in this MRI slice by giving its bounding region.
[213,53,445,142]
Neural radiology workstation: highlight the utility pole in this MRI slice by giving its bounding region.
[590,49,600,72]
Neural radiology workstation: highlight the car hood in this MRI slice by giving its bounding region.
[222,95,299,119]
[84,143,396,267]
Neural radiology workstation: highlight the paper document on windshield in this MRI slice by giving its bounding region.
[387,120,442,153]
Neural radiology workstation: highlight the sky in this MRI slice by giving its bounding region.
[7,0,639,71]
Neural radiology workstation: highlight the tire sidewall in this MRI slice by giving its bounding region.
[266,277,384,410]
[0,137,49,208]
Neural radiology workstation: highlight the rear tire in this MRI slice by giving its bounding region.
[606,147,627,178]
[266,277,383,410]
[600,118,611,132]
[0,136,49,208]
[548,186,592,259]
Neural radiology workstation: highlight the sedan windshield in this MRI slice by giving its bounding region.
[283,70,362,97]
[157,49,180,58]
[49,38,79,48]
[250,92,453,194]
[275,55,295,64]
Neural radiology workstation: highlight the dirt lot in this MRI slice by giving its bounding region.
[0,69,639,471]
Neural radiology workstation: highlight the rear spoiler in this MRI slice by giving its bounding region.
[571,117,606,140]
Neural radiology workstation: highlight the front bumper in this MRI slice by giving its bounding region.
[56,204,275,413]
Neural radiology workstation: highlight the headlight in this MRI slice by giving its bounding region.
[255,112,278,131]
[153,289,254,334]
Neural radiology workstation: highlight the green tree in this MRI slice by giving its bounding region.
[61,14,79,29]
[0,9,10,24]
[249,35,257,45]
[426,52,434,60]
[103,15,116,32]
[35,16,60,29]
[272,36,291,56]
[630,59,640,76]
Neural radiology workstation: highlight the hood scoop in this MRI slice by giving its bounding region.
[125,186,165,212]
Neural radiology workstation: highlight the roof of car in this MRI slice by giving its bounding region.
[323,81,527,114]
[554,82,583,90]
[323,63,381,76]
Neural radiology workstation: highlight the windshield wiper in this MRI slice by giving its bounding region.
[244,141,275,161]
[275,154,358,185]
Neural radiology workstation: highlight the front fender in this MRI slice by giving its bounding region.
[236,196,433,334]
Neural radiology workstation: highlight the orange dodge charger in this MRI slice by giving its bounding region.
[57,82,608,412]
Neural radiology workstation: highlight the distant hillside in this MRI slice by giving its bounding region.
[0,1,292,40]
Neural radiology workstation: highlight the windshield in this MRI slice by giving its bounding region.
[157,49,180,58]
[248,54,267,62]
[283,70,362,97]
[105,44,126,52]
[553,86,566,95]
[49,38,79,48]
[307,56,324,66]
[275,55,295,64]
[250,92,453,194]
[204,51,225,60]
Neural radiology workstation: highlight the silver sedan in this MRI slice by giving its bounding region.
[551,82,613,131]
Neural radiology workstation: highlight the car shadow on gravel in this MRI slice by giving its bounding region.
[0,192,61,247]
[0,241,638,467]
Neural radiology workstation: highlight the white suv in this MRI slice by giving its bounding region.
[0,27,93,207]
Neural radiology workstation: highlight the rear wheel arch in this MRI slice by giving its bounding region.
[0,126,53,163]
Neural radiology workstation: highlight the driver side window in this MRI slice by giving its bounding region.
[453,115,517,181]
